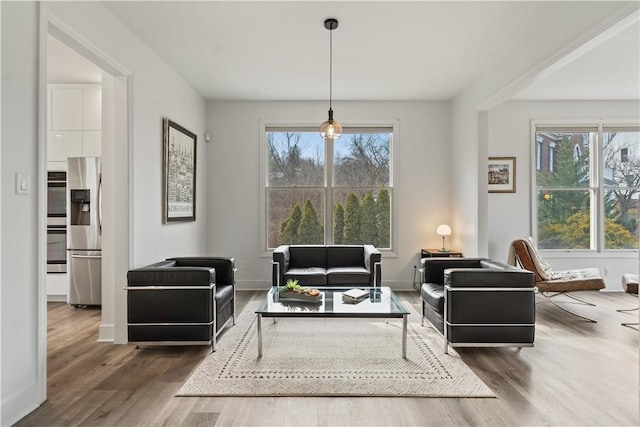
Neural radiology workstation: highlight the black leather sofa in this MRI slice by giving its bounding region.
[125,257,235,350]
[420,257,535,353]
[272,245,381,287]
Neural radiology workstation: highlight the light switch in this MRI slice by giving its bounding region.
[15,173,30,195]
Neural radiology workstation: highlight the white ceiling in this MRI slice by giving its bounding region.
[51,1,640,102]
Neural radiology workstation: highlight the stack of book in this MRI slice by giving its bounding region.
[342,288,369,304]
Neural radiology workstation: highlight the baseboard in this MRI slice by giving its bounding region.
[47,294,66,302]
[1,380,44,426]
[98,323,115,342]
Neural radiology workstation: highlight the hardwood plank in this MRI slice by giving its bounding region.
[14,291,639,427]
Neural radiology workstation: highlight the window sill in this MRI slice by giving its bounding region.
[540,250,638,260]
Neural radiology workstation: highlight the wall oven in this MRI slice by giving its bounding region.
[47,221,67,273]
[47,171,67,273]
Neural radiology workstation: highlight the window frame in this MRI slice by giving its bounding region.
[531,120,640,254]
[260,119,399,255]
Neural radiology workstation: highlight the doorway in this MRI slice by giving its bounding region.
[40,11,132,384]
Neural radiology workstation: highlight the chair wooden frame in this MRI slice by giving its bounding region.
[509,238,605,323]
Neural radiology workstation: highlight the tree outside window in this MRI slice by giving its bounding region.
[266,129,393,249]
[535,127,639,251]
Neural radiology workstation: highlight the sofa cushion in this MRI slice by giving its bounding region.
[421,282,445,315]
[284,267,327,286]
[289,246,327,269]
[326,267,370,285]
[326,245,365,269]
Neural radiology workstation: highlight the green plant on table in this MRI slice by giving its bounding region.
[281,279,320,297]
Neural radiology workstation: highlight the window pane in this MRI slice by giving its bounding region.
[334,133,390,187]
[333,188,391,248]
[603,131,640,250]
[604,190,639,249]
[537,190,591,249]
[267,188,324,248]
[603,131,640,188]
[268,132,324,187]
[535,131,592,188]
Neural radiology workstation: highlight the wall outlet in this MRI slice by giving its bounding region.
[241,260,249,271]
[604,267,610,276]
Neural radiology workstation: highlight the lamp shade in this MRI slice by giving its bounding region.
[436,224,452,236]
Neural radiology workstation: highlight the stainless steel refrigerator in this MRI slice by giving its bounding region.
[67,157,102,306]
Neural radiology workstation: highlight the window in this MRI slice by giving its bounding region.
[603,128,640,250]
[264,126,393,250]
[534,124,639,251]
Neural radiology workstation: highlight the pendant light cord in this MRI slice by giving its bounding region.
[329,27,333,111]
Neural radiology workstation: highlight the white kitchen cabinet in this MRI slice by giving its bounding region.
[47,273,67,302]
[51,89,83,130]
[48,131,83,162]
[82,131,102,157]
[48,84,102,163]
[82,89,102,131]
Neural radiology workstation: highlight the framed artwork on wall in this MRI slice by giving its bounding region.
[488,157,516,193]
[163,118,197,222]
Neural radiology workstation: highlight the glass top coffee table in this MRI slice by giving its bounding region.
[255,286,410,358]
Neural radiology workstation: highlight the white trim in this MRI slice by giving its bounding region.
[37,3,134,387]
[259,119,399,256]
[478,3,639,110]
[531,119,640,254]
[37,2,50,408]
[97,324,114,343]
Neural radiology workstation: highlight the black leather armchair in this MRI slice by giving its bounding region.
[272,245,381,287]
[125,257,236,351]
[420,257,535,353]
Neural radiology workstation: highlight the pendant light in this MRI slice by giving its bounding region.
[319,18,342,140]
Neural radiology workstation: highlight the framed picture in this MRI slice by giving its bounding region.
[488,157,516,193]
[163,118,197,222]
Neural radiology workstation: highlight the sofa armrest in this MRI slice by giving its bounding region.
[363,245,381,286]
[127,267,216,287]
[272,245,290,286]
[445,268,535,289]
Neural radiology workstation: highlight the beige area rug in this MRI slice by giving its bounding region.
[177,299,494,397]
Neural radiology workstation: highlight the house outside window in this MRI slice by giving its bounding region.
[264,125,394,251]
[534,124,639,251]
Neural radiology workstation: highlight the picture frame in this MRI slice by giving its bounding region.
[488,157,516,193]
[163,118,197,223]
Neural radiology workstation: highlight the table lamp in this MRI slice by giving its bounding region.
[437,224,452,252]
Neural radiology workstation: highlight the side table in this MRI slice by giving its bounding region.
[413,249,464,291]
[421,249,463,258]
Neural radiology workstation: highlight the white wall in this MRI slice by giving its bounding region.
[449,2,637,258]
[43,2,209,268]
[206,101,451,289]
[488,100,640,290]
[1,2,208,424]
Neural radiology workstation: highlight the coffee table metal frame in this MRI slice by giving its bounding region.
[255,286,410,358]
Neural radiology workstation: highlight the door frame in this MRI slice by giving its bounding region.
[37,3,133,401]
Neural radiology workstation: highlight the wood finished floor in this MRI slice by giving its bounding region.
[15,291,639,427]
